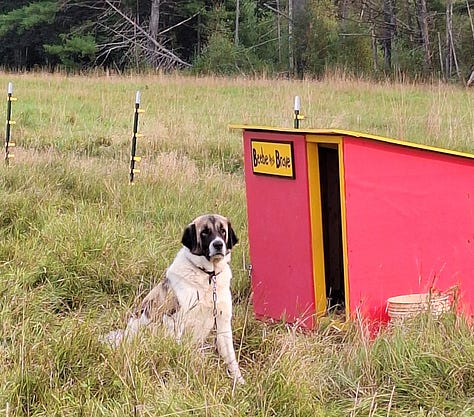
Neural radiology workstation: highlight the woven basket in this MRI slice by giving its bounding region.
[387,293,451,321]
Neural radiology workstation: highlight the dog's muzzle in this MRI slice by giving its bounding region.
[208,237,226,259]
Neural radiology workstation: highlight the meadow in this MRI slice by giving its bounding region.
[1,71,474,416]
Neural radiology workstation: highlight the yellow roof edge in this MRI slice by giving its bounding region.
[228,124,474,160]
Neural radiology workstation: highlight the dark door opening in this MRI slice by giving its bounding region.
[318,145,345,311]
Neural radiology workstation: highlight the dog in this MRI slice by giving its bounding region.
[102,214,245,384]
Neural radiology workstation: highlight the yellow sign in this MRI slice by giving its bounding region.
[251,140,295,178]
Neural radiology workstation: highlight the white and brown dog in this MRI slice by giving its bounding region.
[103,214,244,384]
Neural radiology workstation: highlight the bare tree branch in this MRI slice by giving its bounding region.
[63,0,190,69]
[103,0,190,67]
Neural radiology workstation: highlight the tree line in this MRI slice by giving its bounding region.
[1,0,473,82]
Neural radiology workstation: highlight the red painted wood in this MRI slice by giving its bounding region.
[343,137,474,321]
[243,130,316,328]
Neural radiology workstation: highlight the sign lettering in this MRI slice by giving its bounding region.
[250,140,295,178]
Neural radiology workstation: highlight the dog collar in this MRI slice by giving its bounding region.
[198,266,221,284]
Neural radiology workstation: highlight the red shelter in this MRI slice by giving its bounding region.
[231,125,474,328]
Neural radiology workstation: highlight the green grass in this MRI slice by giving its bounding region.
[1,72,474,415]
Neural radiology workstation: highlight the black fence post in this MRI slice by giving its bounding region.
[5,82,16,164]
[129,91,144,183]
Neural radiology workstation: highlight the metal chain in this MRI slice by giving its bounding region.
[247,263,253,280]
[211,274,218,331]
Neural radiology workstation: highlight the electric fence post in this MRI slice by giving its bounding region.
[293,95,304,129]
[5,82,17,164]
[129,90,144,183]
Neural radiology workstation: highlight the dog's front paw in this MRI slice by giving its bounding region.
[227,363,245,385]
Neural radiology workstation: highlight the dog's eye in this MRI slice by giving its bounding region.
[220,228,226,237]
[201,228,210,237]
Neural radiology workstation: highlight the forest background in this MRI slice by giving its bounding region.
[1,0,474,82]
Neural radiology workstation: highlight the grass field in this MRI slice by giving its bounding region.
[1,72,474,416]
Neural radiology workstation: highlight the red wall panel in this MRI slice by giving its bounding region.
[243,131,316,328]
[343,137,474,321]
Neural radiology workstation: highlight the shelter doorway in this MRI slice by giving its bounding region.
[317,144,345,312]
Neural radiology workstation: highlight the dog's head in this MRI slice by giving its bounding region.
[181,214,238,262]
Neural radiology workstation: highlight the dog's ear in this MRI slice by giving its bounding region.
[227,222,239,250]
[181,223,198,252]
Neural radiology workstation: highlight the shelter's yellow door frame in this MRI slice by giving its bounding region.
[306,135,349,319]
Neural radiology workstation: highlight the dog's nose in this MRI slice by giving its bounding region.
[213,240,224,251]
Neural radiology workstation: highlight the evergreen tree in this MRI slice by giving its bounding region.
[0,1,60,68]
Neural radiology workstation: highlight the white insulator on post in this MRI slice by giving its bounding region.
[294,95,300,112]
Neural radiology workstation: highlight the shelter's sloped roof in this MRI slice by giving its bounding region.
[229,124,474,160]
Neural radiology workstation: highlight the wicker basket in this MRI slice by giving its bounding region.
[387,293,451,321]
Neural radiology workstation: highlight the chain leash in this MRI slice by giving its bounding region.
[211,274,218,346]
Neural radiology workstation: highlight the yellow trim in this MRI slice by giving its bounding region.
[229,124,474,160]
[338,141,350,318]
[307,135,350,320]
[306,142,327,317]
[306,135,343,144]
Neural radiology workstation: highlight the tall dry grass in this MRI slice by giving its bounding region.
[0,72,474,416]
